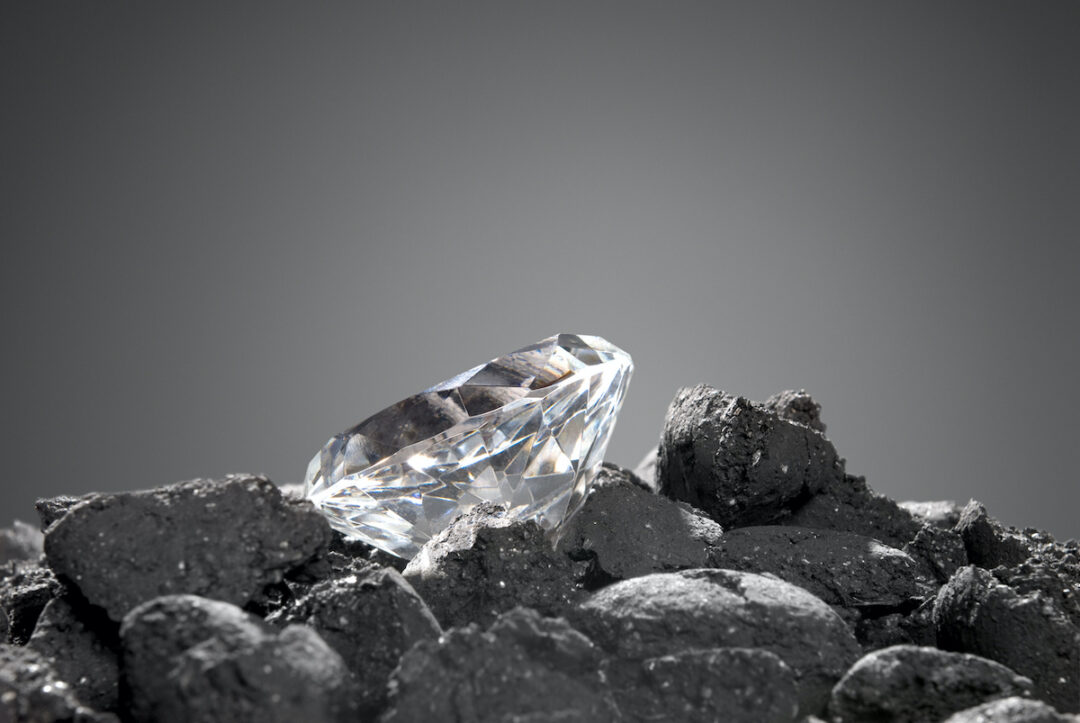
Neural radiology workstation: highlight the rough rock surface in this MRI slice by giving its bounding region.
[403,503,582,628]
[658,386,844,528]
[556,465,723,581]
[935,565,1080,713]
[572,568,861,716]
[956,500,1032,569]
[707,525,925,609]
[762,389,827,433]
[383,607,618,722]
[26,596,120,713]
[120,594,358,723]
[0,560,60,645]
[267,560,440,718]
[943,696,1080,722]
[0,521,44,564]
[904,523,969,583]
[43,474,332,621]
[0,645,117,723]
[829,644,1033,723]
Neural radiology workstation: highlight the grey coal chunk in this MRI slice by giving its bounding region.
[402,502,583,629]
[828,644,1033,723]
[382,606,619,723]
[762,389,827,433]
[899,500,965,529]
[0,521,44,564]
[1,644,118,723]
[266,560,440,719]
[780,473,924,549]
[904,523,969,583]
[0,560,61,645]
[853,598,937,652]
[570,568,861,717]
[956,500,1032,569]
[555,465,723,581]
[35,496,86,532]
[27,596,120,714]
[706,525,927,610]
[656,382,842,529]
[658,386,845,528]
[934,565,1080,713]
[120,594,358,723]
[942,696,1080,722]
[42,474,332,621]
[604,647,800,723]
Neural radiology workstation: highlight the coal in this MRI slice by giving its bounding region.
[934,565,1080,713]
[762,388,827,433]
[382,606,619,722]
[0,645,116,723]
[120,594,358,722]
[266,560,441,718]
[571,568,861,716]
[943,696,1080,722]
[403,502,582,628]
[556,465,723,581]
[829,644,1033,723]
[43,474,332,621]
[956,500,1032,569]
[0,560,60,645]
[657,385,844,528]
[904,523,969,583]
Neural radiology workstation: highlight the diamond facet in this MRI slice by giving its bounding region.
[305,334,633,559]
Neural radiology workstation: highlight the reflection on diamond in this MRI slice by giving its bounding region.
[304,334,633,559]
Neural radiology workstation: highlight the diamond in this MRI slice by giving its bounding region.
[304,334,633,559]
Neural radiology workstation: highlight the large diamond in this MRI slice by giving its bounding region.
[304,334,633,559]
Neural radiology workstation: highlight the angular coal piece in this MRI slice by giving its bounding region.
[0,521,44,564]
[707,525,926,609]
[556,465,723,581]
[658,385,844,528]
[27,596,120,714]
[956,500,1032,569]
[382,607,619,722]
[1,644,117,723]
[267,561,440,719]
[829,644,1033,723]
[0,560,60,645]
[903,523,969,583]
[762,388,827,433]
[120,594,358,722]
[43,474,332,621]
[403,502,583,628]
[934,565,1080,713]
[605,647,800,723]
[570,568,861,717]
[942,696,1080,722]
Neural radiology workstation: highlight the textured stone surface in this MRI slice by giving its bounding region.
[383,607,618,722]
[267,560,440,718]
[403,503,582,628]
[658,385,844,528]
[707,525,925,609]
[762,389,826,433]
[556,465,723,581]
[943,696,1080,722]
[607,647,800,723]
[27,596,120,713]
[572,568,861,716]
[935,566,1080,712]
[44,475,332,621]
[0,521,44,564]
[904,523,969,582]
[120,594,357,723]
[957,500,1032,569]
[0,645,117,723]
[0,560,60,644]
[829,644,1033,723]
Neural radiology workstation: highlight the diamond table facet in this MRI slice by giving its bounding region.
[304,334,633,559]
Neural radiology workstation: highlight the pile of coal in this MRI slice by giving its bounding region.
[2,387,1077,722]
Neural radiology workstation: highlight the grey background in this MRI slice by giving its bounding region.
[3,2,1077,538]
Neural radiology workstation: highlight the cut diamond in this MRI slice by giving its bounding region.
[304,334,633,559]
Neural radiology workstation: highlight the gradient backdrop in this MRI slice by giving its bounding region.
[3,2,1078,538]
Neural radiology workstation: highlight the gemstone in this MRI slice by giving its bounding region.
[304,334,633,559]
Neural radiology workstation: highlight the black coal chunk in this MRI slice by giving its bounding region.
[570,568,861,717]
[402,502,582,628]
[658,385,844,528]
[762,388,827,433]
[934,565,1080,713]
[0,560,61,645]
[382,607,619,722]
[956,500,1032,569]
[26,596,120,714]
[1,644,117,723]
[0,522,44,564]
[904,523,969,583]
[556,465,723,581]
[942,696,1080,722]
[266,560,440,719]
[43,474,332,621]
[120,594,358,722]
[829,644,1033,723]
